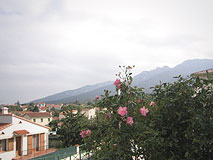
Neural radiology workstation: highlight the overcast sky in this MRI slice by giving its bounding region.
[0,0,213,104]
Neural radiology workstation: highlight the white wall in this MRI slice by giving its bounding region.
[0,116,49,139]
[0,150,15,160]
[0,115,49,159]
[23,115,52,126]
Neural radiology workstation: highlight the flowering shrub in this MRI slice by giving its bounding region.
[81,66,213,160]
[81,66,156,159]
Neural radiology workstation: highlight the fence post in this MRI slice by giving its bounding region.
[75,144,80,160]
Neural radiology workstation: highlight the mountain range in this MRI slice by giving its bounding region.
[31,59,213,104]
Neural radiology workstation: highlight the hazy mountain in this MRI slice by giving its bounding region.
[133,59,213,91]
[31,59,213,104]
[32,81,112,104]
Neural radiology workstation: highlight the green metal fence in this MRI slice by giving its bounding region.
[29,145,91,160]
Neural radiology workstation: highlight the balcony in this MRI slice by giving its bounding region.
[12,145,57,160]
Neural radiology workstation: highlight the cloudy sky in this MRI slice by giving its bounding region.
[0,0,213,104]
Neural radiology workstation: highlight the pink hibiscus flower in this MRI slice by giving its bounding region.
[113,79,120,86]
[117,106,128,117]
[80,129,91,138]
[140,106,149,116]
[127,117,134,126]
[149,101,155,106]
[113,79,122,89]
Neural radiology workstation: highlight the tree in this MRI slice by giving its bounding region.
[7,105,23,112]
[149,76,213,160]
[27,105,39,112]
[57,108,90,147]
[49,119,59,131]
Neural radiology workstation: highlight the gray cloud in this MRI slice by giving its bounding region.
[0,0,213,104]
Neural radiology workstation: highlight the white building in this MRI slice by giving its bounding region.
[23,112,52,127]
[81,108,96,119]
[38,107,47,113]
[0,107,50,160]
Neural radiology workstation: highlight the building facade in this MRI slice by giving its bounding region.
[0,109,49,160]
[23,112,52,127]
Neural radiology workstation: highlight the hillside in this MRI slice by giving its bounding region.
[31,59,213,104]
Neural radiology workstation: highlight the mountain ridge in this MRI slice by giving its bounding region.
[31,59,213,104]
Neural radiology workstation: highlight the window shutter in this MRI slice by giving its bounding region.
[8,138,14,151]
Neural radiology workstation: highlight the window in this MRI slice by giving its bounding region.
[33,119,36,122]
[0,139,13,152]
[1,139,7,151]
[41,118,43,122]
[48,118,50,122]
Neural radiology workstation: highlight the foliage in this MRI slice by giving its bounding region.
[150,76,213,160]
[49,119,59,131]
[82,66,213,160]
[61,104,81,112]
[27,104,39,112]
[50,107,60,117]
[57,108,90,147]
[7,105,23,112]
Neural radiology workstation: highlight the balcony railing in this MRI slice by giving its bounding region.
[14,145,57,160]
[27,145,91,160]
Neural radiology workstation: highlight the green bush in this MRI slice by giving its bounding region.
[81,66,213,160]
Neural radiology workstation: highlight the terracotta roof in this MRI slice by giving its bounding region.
[0,113,12,116]
[19,111,33,117]
[0,123,12,131]
[53,117,59,120]
[39,107,47,110]
[72,110,78,114]
[24,112,51,118]
[46,104,62,108]
[59,112,64,115]
[14,130,30,135]
[193,68,213,75]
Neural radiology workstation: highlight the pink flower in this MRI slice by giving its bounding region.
[127,117,134,126]
[80,129,91,138]
[85,129,91,135]
[117,106,128,117]
[117,83,122,89]
[113,79,122,89]
[150,101,155,106]
[113,79,120,86]
[138,99,143,103]
[140,107,149,116]
[95,96,99,100]
[80,131,86,138]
